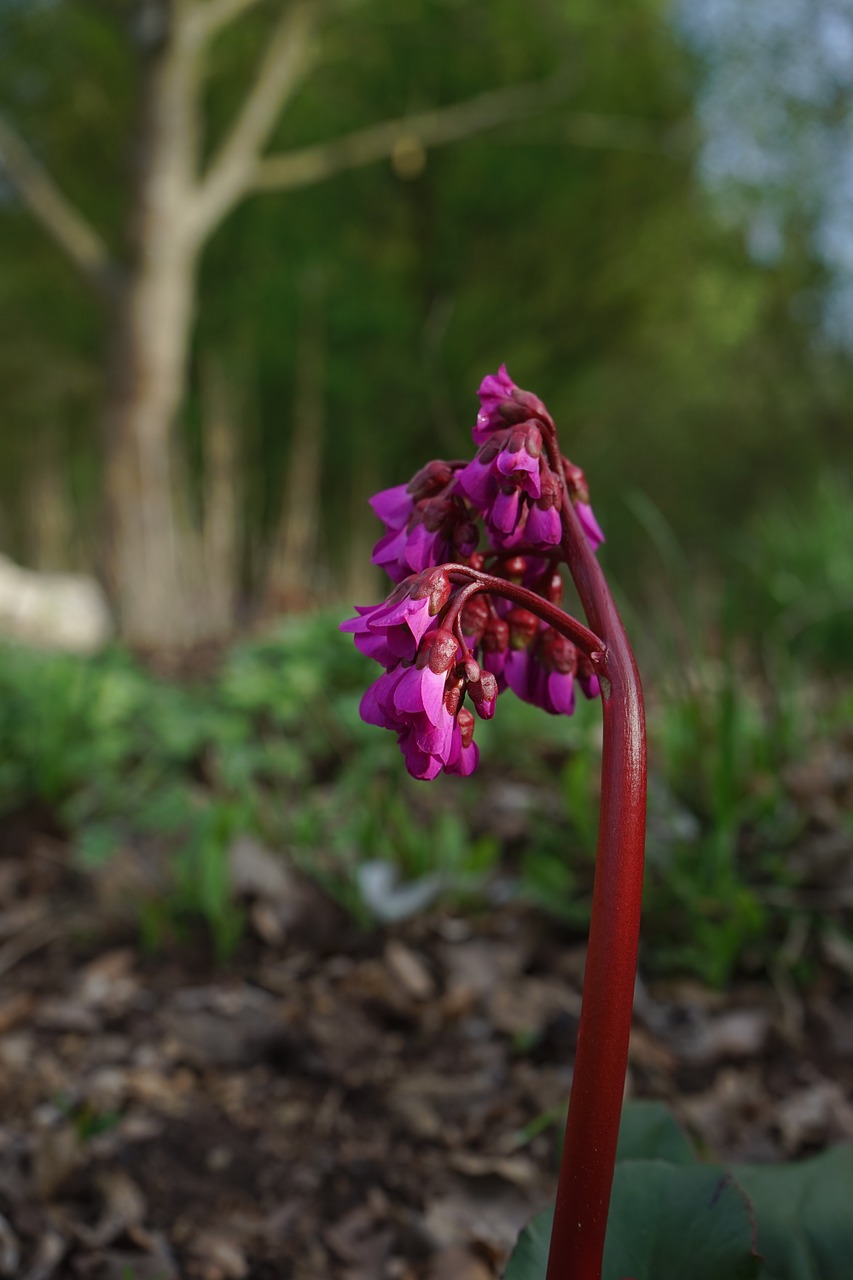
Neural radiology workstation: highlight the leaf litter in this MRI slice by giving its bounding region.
[0,811,850,1278]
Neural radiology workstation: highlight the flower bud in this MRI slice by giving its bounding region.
[457,706,476,749]
[477,431,509,465]
[461,594,489,642]
[507,607,539,651]
[444,674,465,717]
[411,566,452,615]
[546,571,563,605]
[417,627,458,674]
[408,459,455,501]
[468,668,498,720]
[538,465,562,510]
[461,656,482,685]
[539,628,578,675]
[453,519,479,556]
[503,556,527,579]
[482,616,509,654]
[421,495,453,533]
[506,421,543,458]
[562,458,590,504]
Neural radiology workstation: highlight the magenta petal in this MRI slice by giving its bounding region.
[474,364,518,444]
[447,738,479,776]
[504,648,534,702]
[491,489,521,535]
[371,527,410,583]
[369,484,413,531]
[547,670,576,716]
[456,455,496,509]
[359,667,404,728]
[414,709,454,760]
[393,665,446,725]
[495,447,541,499]
[524,503,562,547]
[399,729,444,780]
[402,523,441,574]
[577,501,605,551]
[580,673,601,700]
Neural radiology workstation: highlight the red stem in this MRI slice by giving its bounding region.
[446,567,605,661]
[545,497,647,1280]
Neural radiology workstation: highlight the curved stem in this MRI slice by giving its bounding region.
[545,498,647,1280]
[447,567,605,660]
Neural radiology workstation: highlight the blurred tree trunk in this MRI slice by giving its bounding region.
[29,436,74,572]
[266,270,325,611]
[0,0,568,649]
[201,359,240,635]
[102,2,201,647]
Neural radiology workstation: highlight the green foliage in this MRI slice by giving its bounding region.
[2,0,853,583]
[733,1147,853,1280]
[503,1102,853,1280]
[736,472,853,671]
[0,527,840,972]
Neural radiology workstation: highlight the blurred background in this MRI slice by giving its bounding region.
[0,4,852,1275]
[0,0,851,976]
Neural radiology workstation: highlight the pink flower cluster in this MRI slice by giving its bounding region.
[341,367,604,779]
[341,573,497,779]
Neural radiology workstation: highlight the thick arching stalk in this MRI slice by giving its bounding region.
[545,497,647,1280]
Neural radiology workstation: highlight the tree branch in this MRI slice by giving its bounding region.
[190,0,318,239]
[0,116,115,297]
[251,74,571,191]
[186,0,267,43]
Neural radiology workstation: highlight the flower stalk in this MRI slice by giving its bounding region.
[341,366,647,1278]
[545,495,647,1280]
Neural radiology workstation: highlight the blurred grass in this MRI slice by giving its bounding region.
[0,473,850,979]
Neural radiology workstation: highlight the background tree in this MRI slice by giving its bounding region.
[0,0,568,646]
[1,0,851,650]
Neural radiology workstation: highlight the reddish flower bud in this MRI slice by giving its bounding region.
[457,706,476,749]
[453,519,479,556]
[507,607,540,650]
[482,616,509,654]
[444,674,465,717]
[407,459,455,501]
[539,628,578,675]
[417,627,459,674]
[562,458,590,504]
[503,556,527,579]
[546,571,564,605]
[506,421,543,459]
[468,668,498,719]
[420,495,453,533]
[461,593,489,642]
[477,431,509,465]
[411,566,452,615]
[461,656,482,685]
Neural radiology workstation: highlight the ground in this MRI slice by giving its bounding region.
[0,809,852,1280]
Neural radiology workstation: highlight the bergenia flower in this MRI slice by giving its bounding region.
[339,568,451,666]
[474,364,519,443]
[357,628,484,780]
[577,500,605,552]
[445,708,479,775]
[474,365,553,445]
[369,483,414,532]
[372,493,479,584]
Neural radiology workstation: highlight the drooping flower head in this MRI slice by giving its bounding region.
[344,366,608,779]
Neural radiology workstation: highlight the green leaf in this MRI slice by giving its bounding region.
[502,1205,553,1280]
[603,1160,761,1280]
[502,1161,760,1280]
[733,1145,853,1280]
[615,1100,697,1165]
